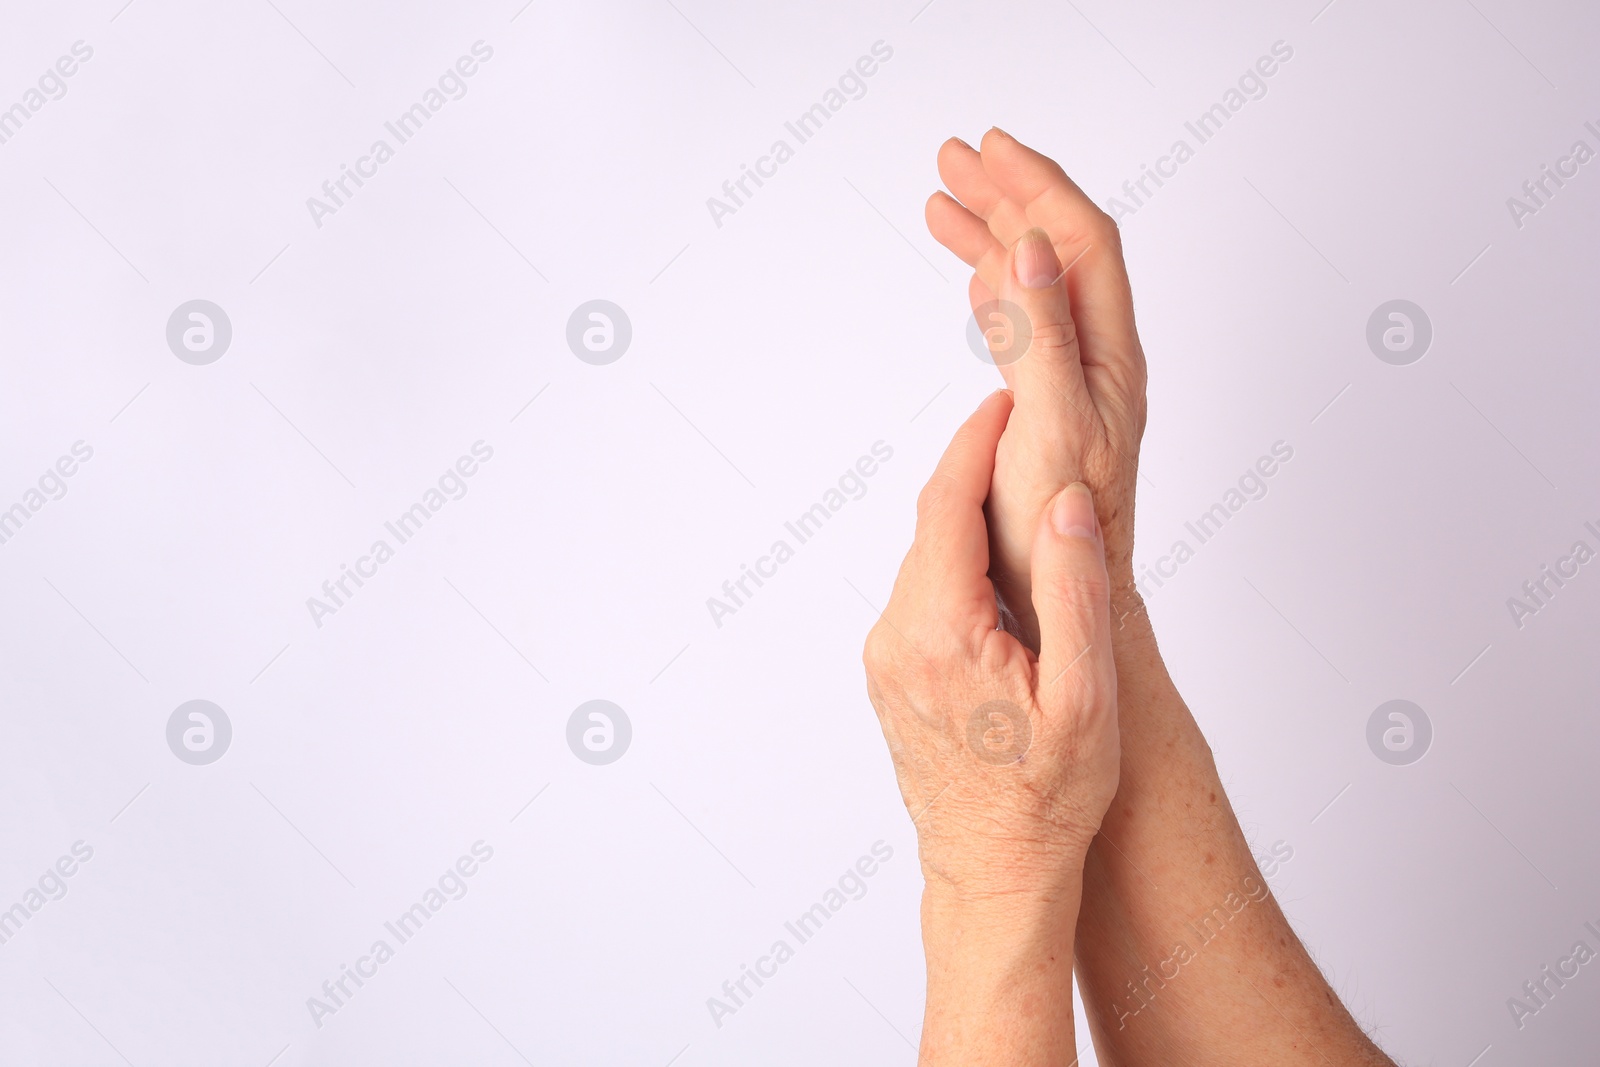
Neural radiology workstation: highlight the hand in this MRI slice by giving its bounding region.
[926,129,1148,648]
[862,390,1119,900]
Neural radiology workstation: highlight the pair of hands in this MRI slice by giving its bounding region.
[861,132,1400,1067]
[863,129,1147,899]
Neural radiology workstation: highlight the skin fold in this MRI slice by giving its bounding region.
[865,128,1399,1066]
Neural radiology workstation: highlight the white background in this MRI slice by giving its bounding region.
[1,1,1597,1064]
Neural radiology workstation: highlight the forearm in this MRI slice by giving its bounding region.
[920,883,1084,1067]
[1073,586,1393,1066]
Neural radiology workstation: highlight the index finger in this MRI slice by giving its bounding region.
[914,387,1012,559]
[883,389,1012,636]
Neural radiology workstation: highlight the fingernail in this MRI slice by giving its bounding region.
[1015,227,1059,289]
[989,126,1011,139]
[950,135,973,150]
[1052,482,1097,539]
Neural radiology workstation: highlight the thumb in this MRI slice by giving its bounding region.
[996,228,1091,404]
[1031,482,1115,703]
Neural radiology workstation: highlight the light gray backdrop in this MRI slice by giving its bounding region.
[2,0,1596,1064]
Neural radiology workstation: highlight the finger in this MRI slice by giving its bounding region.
[966,270,992,309]
[938,136,1034,254]
[979,128,1142,378]
[967,273,1018,391]
[926,191,1002,270]
[936,136,1004,220]
[929,138,1015,294]
[1031,482,1115,705]
[929,191,1009,298]
[891,389,1013,633]
[915,387,1012,554]
[997,227,1094,417]
[978,128,1105,241]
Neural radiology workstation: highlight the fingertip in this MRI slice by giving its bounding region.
[1050,482,1098,540]
[982,386,1015,414]
[1013,226,1061,289]
[925,188,963,225]
[940,135,979,164]
[975,387,1015,434]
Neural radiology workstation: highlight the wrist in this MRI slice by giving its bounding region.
[1107,566,1151,638]
[1106,569,1180,700]
[922,877,1084,937]
[920,846,1088,949]
[919,879,1082,1065]
[917,827,1097,905]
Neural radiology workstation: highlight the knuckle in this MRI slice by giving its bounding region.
[1060,668,1115,723]
[1047,568,1111,612]
[862,626,893,677]
[863,624,931,687]
[915,475,955,523]
[1088,211,1123,248]
[1028,319,1080,359]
